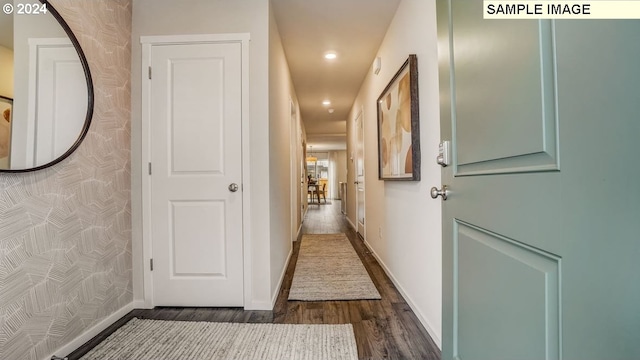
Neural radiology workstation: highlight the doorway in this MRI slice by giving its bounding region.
[355,110,365,238]
[141,34,250,307]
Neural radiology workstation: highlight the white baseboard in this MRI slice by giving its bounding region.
[244,245,292,311]
[133,299,152,309]
[297,223,303,240]
[45,302,135,360]
[363,240,442,349]
[271,246,293,308]
[244,300,273,311]
[346,216,356,231]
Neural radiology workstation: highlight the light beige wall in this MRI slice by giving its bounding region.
[0,46,13,98]
[131,0,274,309]
[346,0,442,346]
[268,3,298,300]
[0,1,132,359]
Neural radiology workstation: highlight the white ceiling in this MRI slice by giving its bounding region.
[271,0,401,151]
[2,3,399,150]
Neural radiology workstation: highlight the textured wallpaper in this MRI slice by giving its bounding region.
[0,1,132,359]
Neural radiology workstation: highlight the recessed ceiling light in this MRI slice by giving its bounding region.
[322,100,331,106]
[324,52,337,60]
[328,108,335,114]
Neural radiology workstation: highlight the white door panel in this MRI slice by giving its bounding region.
[170,201,226,275]
[150,42,243,306]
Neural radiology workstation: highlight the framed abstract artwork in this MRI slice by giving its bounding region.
[376,54,420,180]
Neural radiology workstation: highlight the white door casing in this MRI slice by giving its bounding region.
[140,34,250,307]
[290,99,299,241]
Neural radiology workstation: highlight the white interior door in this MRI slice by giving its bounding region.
[300,155,306,220]
[290,99,298,240]
[355,110,365,237]
[437,2,640,359]
[149,42,243,306]
[23,40,86,168]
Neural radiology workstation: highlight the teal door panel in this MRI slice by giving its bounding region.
[456,221,560,360]
[451,4,558,173]
[437,1,640,359]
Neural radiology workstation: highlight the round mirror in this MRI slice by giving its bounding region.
[0,0,93,172]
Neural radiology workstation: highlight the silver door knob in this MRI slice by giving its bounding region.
[430,185,449,200]
[229,183,239,192]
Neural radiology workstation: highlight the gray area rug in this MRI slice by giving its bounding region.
[289,233,381,301]
[80,318,358,360]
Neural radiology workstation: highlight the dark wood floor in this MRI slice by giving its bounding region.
[68,200,441,360]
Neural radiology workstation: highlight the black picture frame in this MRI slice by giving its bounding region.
[376,54,420,180]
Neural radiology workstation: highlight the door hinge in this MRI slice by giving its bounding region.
[148,66,152,80]
[148,162,152,175]
[150,258,154,271]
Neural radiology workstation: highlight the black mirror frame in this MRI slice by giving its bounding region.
[1,0,94,173]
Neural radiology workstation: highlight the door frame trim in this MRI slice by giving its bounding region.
[354,107,366,239]
[289,97,299,242]
[139,33,251,308]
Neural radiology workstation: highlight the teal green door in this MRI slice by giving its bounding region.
[436,1,640,359]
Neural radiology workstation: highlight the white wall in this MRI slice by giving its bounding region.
[346,0,442,346]
[268,3,299,302]
[131,0,275,309]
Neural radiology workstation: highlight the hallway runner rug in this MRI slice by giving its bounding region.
[80,318,358,360]
[288,233,381,301]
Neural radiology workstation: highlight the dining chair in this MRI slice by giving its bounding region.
[307,184,317,203]
[319,183,327,204]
